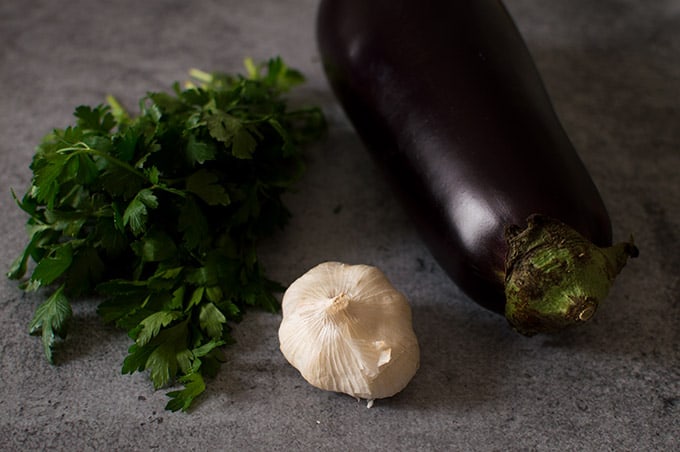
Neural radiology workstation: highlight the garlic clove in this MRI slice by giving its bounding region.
[278,261,420,402]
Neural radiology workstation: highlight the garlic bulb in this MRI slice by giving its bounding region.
[278,261,419,404]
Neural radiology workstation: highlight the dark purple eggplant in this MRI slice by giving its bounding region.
[316,0,637,335]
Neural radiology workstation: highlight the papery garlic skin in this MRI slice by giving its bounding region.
[279,262,420,401]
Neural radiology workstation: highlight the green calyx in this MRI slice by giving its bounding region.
[503,214,638,336]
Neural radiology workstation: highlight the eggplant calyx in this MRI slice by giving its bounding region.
[503,214,638,336]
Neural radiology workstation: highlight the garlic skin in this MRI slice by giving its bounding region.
[278,262,420,401]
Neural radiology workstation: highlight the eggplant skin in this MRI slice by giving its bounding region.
[317,0,613,314]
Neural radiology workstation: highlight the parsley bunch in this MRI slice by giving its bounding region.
[8,57,325,411]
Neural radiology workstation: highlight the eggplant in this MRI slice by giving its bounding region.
[316,0,638,335]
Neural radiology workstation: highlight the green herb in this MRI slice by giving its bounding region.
[8,57,325,411]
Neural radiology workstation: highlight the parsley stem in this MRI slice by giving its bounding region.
[188,68,213,84]
[86,148,146,180]
[106,95,131,124]
[60,142,148,181]
[59,143,186,199]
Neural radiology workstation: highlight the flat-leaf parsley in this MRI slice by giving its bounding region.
[8,57,326,412]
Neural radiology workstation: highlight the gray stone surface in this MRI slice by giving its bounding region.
[1,0,678,450]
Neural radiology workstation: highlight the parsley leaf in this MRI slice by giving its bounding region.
[28,284,72,363]
[185,134,216,166]
[185,169,231,206]
[8,57,326,411]
[123,188,158,236]
[29,243,74,290]
[165,372,206,413]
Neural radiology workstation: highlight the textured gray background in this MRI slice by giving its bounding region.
[1,0,678,450]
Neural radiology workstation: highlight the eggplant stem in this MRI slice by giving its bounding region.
[503,214,638,336]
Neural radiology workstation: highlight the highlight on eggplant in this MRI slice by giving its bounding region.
[316,0,638,335]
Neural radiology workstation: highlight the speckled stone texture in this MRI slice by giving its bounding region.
[1,0,678,450]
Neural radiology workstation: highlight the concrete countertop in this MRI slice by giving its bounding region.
[1,0,678,450]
